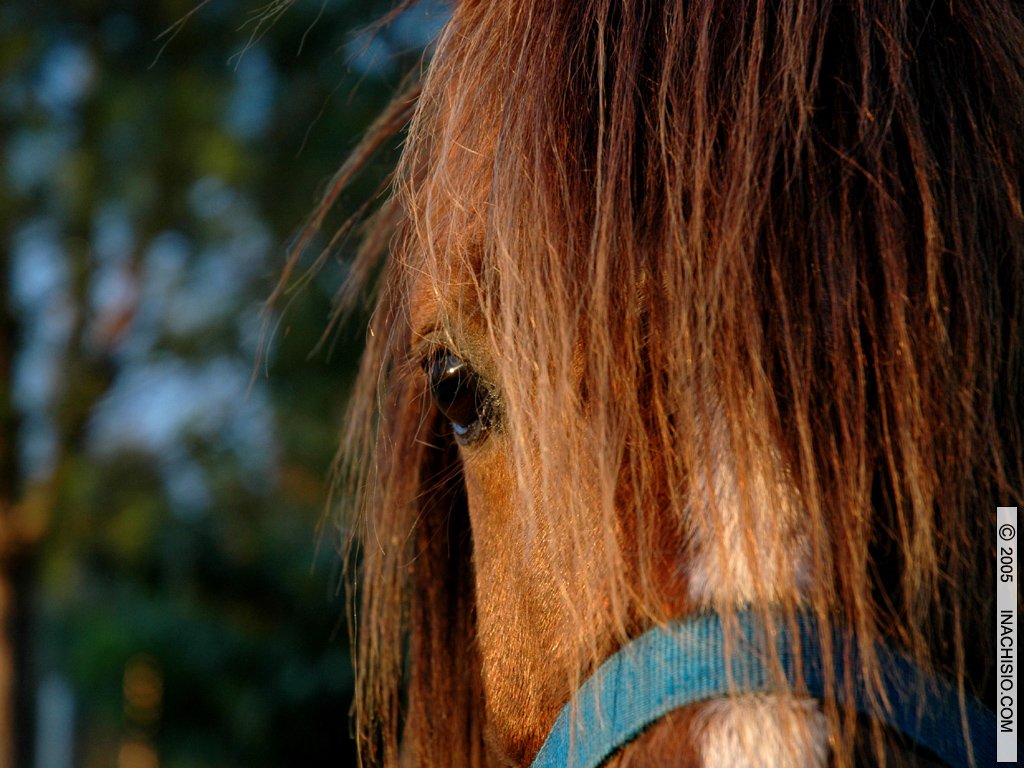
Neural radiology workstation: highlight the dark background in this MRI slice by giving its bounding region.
[0,1,446,766]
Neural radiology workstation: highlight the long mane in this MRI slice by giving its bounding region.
[293,1,1024,765]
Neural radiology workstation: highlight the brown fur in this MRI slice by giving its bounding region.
[609,706,704,768]
[281,1,1024,765]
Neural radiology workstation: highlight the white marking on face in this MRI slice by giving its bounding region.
[685,413,812,607]
[696,695,830,768]
[684,413,828,766]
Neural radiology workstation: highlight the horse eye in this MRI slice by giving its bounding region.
[422,351,493,444]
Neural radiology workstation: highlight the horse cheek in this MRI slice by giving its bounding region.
[460,448,571,765]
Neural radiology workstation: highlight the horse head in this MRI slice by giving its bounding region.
[310,1,1024,765]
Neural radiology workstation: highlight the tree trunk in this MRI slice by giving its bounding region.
[0,246,30,768]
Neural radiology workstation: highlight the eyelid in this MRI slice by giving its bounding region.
[415,334,489,382]
[413,330,455,370]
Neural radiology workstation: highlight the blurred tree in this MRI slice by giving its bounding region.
[0,1,447,765]
[1,242,27,768]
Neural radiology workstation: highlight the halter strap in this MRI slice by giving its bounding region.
[531,610,1010,768]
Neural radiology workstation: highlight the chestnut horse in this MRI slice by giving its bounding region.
[290,0,1024,765]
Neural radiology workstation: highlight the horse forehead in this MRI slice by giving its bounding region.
[407,252,480,337]
[409,272,441,336]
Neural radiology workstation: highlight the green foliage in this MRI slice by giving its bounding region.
[1,0,429,765]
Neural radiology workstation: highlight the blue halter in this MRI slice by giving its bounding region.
[531,610,1012,768]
